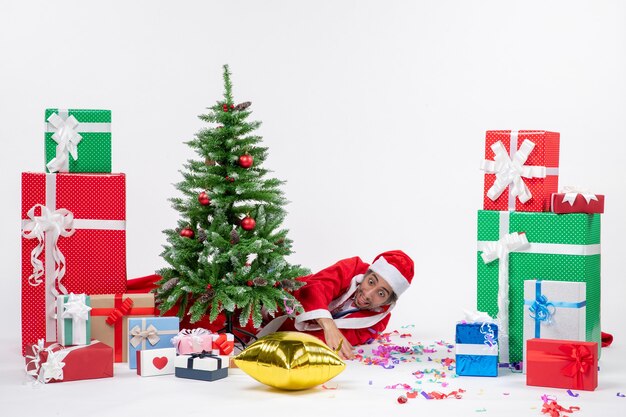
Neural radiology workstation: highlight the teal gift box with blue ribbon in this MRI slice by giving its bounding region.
[455,322,499,377]
[522,279,586,371]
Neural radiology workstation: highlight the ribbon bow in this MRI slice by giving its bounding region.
[21,204,75,292]
[481,139,547,204]
[541,400,580,417]
[46,113,82,173]
[129,324,160,347]
[25,339,66,384]
[105,297,134,326]
[559,344,594,384]
[62,293,91,321]
[480,232,529,264]
[529,294,556,324]
[560,186,598,206]
[171,328,211,349]
[190,350,216,360]
[479,322,497,348]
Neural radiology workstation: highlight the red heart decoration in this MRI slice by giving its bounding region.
[152,356,168,370]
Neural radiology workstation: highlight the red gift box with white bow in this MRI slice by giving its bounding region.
[551,187,605,214]
[25,340,113,383]
[21,173,127,355]
[526,338,598,391]
[481,130,560,212]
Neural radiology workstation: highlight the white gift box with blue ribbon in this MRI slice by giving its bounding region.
[522,279,586,373]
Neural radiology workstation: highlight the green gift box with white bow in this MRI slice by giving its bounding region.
[44,108,112,173]
[56,293,92,346]
[476,210,601,364]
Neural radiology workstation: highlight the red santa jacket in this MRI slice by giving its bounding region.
[262,256,393,346]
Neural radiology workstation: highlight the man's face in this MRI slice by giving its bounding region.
[354,271,394,309]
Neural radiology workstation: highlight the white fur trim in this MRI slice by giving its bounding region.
[295,309,332,323]
[369,256,410,296]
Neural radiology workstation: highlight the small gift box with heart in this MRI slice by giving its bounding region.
[455,315,499,377]
[127,317,179,369]
[136,347,176,377]
[25,339,113,384]
[551,187,605,214]
[175,351,229,382]
[56,293,91,346]
[44,108,112,173]
[526,338,598,391]
[171,328,214,355]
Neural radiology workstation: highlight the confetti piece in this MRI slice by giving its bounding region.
[322,383,338,390]
[541,400,580,416]
[442,382,449,388]
[421,391,432,400]
[397,395,407,404]
[406,391,418,399]
[617,392,625,397]
[503,392,510,396]
[567,389,579,397]
[368,380,372,385]
[476,408,487,413]
[541,394,557,403]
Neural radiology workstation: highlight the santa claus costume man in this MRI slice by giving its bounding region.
[258,250,414,359]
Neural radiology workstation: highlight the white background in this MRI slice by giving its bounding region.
[1,1,625,415]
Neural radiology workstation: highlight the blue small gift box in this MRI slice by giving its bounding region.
[174,351,229,382]
[455,322,499,377]
[127,317,179,369]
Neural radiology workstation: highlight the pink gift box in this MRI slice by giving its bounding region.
[171,328,213,355]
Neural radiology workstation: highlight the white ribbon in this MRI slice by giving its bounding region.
[478,230,529,363]
[481,138,547,206]
[46,112,82,173]
[462,310,498,324]
[59,293,91,344]
[25,340,65,384]
[171,328,212,352]
[560,186,598,206]
[130,324,161,348]
[21,204,75,294]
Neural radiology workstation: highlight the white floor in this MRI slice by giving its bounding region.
[1,327,624,417]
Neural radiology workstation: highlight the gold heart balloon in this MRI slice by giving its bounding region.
[234,331,346,390]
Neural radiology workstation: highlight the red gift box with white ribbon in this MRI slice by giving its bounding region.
[21,173,127,355]
[25,339,113,383]
[481,130,560,212]
[551,187,604,214]
[526,338,598,391]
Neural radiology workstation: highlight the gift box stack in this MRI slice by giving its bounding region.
[21,108,126,381]
[475,130,602,390]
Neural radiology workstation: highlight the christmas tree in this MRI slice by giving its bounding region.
[155,65,309,334]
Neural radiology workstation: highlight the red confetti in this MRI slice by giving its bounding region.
[406,391,418,398]
[397,395,407,404]
[541,400,580,417]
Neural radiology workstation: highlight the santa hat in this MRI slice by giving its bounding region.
[369,250,414,297]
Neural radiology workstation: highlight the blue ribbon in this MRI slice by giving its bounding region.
[524,281,586,338]
[479,322,497,347]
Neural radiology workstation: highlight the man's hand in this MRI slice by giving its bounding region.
[316,317,355,360]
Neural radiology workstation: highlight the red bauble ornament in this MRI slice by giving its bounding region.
[238,154,254,168]
[246,280,254,287]
[222,104,229,112]
[206,283,212,290]
[198,191,211,206]
[241,216,256,231]
[180,227,194,238]
[273,282,280,288]
[225,176,235,183]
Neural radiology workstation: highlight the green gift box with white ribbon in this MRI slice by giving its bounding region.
[56,293,92,346]
[45,108,112,173]
[476,210,600,364]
